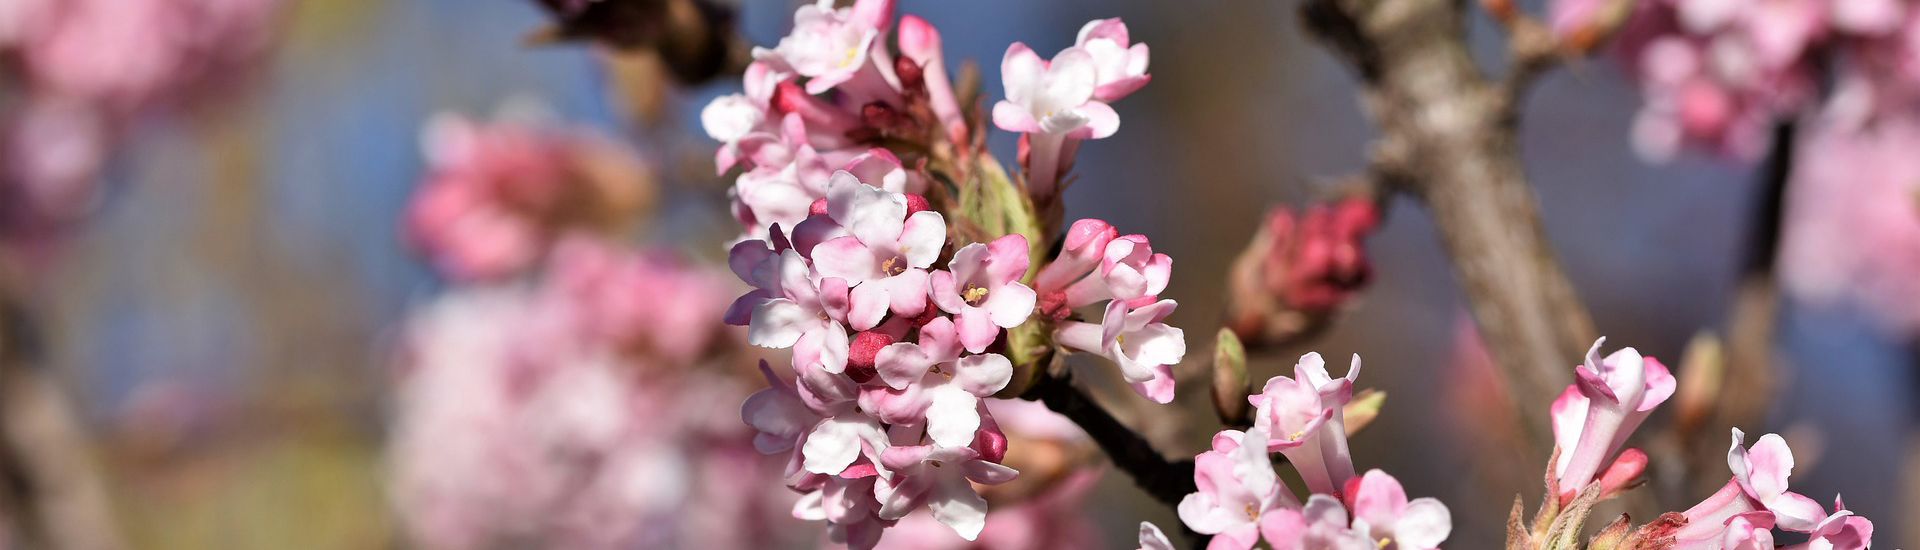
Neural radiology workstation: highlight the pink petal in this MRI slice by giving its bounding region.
[1129,364,1176,404]
[992,101,1042,134]
[1348,469,1409,527]
[813,236,880,282]
[748,299,811,348]
[985,282,1037,328]
[955,308,999,354]
[953,353,1013,396]
[848,281,889,330]
[1000,43,1046,106]
[1072,100,1120,140]
[898,211,947,269]
[928,269,966,313]
[1395,497,1453,548]
[873,342,935,390]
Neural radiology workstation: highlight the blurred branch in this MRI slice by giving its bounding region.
[1297,0,1598,447]
[0,267,126,550]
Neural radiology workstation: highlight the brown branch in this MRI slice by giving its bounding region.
[0,268,126,550]
[1023,370,1195,508]
[1297,0,1598,446]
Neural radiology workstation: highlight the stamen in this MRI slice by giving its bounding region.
[962,284,989,305]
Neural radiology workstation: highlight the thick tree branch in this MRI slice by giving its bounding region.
[1298,0,1598,444]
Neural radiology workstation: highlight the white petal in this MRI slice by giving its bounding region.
[925,386,982,447]
[748,299,812,348]
[928,474,990,540]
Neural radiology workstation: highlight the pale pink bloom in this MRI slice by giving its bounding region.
[703,93,766,171]
[1795,499,1874,550]
[1676,429,1827,544]
[741,360,882,478]
[1550,338,1674,500]
[794,475,891,550]
[758,0,893,95]
[1052,299,1185,403]
[1177,428,1297,550]
[1721,512,1777,550]
[928,234,1037,353]
[875,445,1019,541]
[1074,19,1151,102]
[1261,494,1376,550]
[1343,470,1451,549]
[992,44,1117,139]
[810,174,945,326]
[1727,429,1826,531]
[1138,522,1174,550]
[1247,353,1359,495]
[873,318,1014,447]
[993,42,1119,198]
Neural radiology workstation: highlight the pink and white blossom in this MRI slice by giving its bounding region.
[1550,338,1674,500]
[929,234,1038,353]
[875,444,1019,541]
[1074,19,1151,103]
[1247,353,1359,496]
[1176,428,1296,550]
[1342,470,1451,550]
[1052,299,1185,403]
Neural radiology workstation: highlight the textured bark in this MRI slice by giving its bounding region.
[1299,0,1597,444]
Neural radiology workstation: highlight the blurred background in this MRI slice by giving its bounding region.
[0,0,1910,548]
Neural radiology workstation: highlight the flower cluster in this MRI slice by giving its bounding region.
[716,3,1179,547]
[1554,0,1920,160]
[406,111,653,281]
[388,239,800,549]
[1514,337,1874,549]
[0,0,281,240]
[1176,353,1452,549]
[1777,115,1920,338]
[733,174,1184,545]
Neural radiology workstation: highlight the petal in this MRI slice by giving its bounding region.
[1177,492,1241,535]
[928,474,990,540]
[961,459,1019,485]
[882,269,929,317]
[812,236,880,282]
[874,473,934,520]
[874,342,935,390]
[724,289,772,326]
[1073,100,1120,139]
[728,239,774,285]
[1747,433,1796,501]
[819,276,852,322]
[848,281,889,331]
[1139,522,1176,550]
[1349,469,1409,527]
[1768,491,1828,532]
[1042,48,1098,111]
[748,299,811,348]
[928,270,966,313]
[956,309,1000,354]
[803,415,881,475]
[1129,364,1176,404]
[917,316,962,359]
[926,386,982,447]
[1257,509,1306,550]
[992,101,1042,134]
[1209,525,1260,550]
[1394,498,1453,548]
[985,282,1037,328]
[826,172,907,245]
[999,43,1046,105]
[1127,323,1186,367]
[899,211,947,269]
[953,353,1014,396]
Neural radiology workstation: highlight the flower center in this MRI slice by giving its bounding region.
[882,256,905,276]
[843,46,860,67]
[1377,537,1391,548]
[962,284,989,306]
[1115,334,1127,345]
[1243,503,1258,521]
[930,460,944,468]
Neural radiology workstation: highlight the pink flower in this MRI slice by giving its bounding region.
[875,444,1019,541]
[1052,299,1186,403]
[993,42,1119,198]
[896,15,966,145]
[810,173,946,326]
[992,44,1117,139]
[1035,218,1119,296]
[1259,494,1374,549]
[1177,428,1297,550]
[1138,522,1174,550]
[1778,116,1920,338]
[794,475,891,550]
[1801,499,1875,550]
[1676,429,1828,543]
[928,234,1038,353]
[757,0,892,95]
[873,318,1014,447]
[1342,470,1452,549]
[1247,353,1359,495]
[1057,234,1173,307]
[1074,18,1151,102]
[1550,338,1674,501]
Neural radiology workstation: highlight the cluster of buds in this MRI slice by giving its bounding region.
[1546,0,1920,160]
[1174,353,1453,549]
[1224,198,1380,346]
[1510,337,1873,549]
[405,111,653,281]
[0,0,282,242]
[713,2,1176,546]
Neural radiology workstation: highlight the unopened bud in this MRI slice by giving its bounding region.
[1211,328,1251,425]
